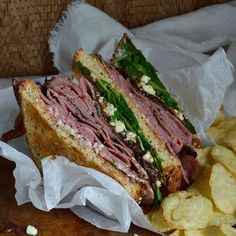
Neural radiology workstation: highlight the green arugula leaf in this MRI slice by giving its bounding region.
[183,115,196,134]
[156,187,163,203]
[75,61,91,76]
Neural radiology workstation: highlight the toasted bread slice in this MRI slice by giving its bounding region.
[73,49,183,193]
[19,80,147,202]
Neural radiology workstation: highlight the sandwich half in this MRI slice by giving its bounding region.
[112,33,200,180]
[16,76,157,206]
[8,35,199,210]
[72,45,199,201]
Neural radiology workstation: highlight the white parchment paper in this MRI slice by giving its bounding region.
[0,141,156,233]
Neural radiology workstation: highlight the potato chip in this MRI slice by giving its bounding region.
[150,112,236,234]
[220,224,236,236]
[169,229,184,236]
[206,116,236,145]
[213,108,227,125]
[184,226,225,236]
[196,147,214,167]
[210,163,236,214]
[162,191,213,230]
[150,206,173,232]
[210,210,236,226]
[212,145,236,176]
[188,164,212,200]
[224,130,236,153]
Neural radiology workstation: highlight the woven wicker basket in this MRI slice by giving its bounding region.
[0,0,230,77]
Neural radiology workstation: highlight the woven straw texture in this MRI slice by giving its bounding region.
[0,0,230,77]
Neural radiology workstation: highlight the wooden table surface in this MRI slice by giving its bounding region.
[0,157,156,236]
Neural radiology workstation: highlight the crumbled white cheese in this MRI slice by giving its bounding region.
[26,225,38,236]
[72,77,79,84]
[49,107,59,117]
[140,75,151,84]
[175,109,184,121]
[125,131,137,143]
[138,75,156,95]
[114,120,126,133]
[93,142,105,154]
[84,140,93,149]
[98,96,117,117]
[90,73,97,82]
[57,121,78,136]
[103,102,117,116]
[110,121,116,126]
[98,96,104,104]
[143,151,154,163]
[156,180,162,188]
[142,84,156,95]
[98,96,137,140]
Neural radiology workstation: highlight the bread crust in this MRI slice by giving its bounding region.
[19,80,147,203]
[73,48,183,192]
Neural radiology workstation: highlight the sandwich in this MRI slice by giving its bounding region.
[2,34,200,211]
[111,33,201,181]
[10,76,154,206]
[72,35,200,205]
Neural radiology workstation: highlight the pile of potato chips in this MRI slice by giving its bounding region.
[150,110,236,236]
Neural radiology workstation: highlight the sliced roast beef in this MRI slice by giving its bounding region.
[105,64,199,184]
[39,76,164,204]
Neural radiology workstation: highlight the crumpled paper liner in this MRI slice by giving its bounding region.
[0,142,157,233]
